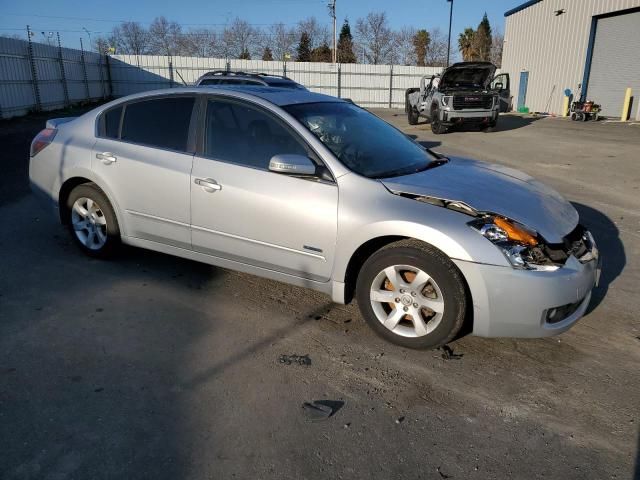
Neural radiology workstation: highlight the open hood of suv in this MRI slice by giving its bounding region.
[381,157,579,243]
[440,62,497,90]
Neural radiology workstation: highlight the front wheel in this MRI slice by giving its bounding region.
[355,240,467,349]
[430,112,448,134]
[66,183,120,258]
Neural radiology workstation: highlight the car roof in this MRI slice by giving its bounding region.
[113,86,344,107]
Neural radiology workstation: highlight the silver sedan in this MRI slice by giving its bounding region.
[29,87,600,349]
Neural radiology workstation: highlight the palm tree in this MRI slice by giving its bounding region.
[458,28,476,61]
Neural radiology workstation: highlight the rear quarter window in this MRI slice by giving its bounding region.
[120,96,195,152]
[100,106,122,139]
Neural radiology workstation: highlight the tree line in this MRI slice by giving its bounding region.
[5,11,502,66]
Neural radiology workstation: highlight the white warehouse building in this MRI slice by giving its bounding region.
[501,0,640,117]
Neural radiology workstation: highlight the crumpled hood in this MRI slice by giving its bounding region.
[382,157,578,243]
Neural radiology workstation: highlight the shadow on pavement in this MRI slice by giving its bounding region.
[571,202,626,312]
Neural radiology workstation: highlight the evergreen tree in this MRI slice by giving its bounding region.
[412,29,430,66]
[239,48,251,60]
[297,32,312,61]
[262,46,274,61]
[473,13,492,61]
[311,42,332,62]
[337,19,357,63]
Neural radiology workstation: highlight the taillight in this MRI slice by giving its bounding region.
[30,128,57,157]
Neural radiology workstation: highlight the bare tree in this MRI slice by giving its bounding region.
[221,18,257,58]
[180,29,217,57]
[490,31,504,67]
[355,12,394,65]
[148,16,182,56]
[425,27,448,67]
[264,23,296,61]
[112,22,149,56]
[93,37,112,54]
[393,26,417,65]
[297,17,330,51]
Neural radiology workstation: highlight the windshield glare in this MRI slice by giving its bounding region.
[284,102,434,178]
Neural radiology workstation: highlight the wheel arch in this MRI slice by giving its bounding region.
[342,235,475,336]
[58,174,125,236]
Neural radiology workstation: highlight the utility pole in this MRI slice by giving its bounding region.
[446,0,453,67]
[328,0,337,63]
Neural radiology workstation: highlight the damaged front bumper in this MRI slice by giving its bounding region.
[454,254,600,338]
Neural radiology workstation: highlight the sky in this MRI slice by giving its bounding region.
[0,0,523,51]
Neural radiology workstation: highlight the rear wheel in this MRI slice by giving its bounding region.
[66,183,120,258]
[408,107,419,125]
[355,240,467,349]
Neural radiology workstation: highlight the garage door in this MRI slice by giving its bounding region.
[587,10,640,117]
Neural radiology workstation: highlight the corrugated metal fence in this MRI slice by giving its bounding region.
[0,37,110,118]
[0,37,443,119]
[109,55,442,109]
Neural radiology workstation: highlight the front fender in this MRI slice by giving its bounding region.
[333,174,510,283]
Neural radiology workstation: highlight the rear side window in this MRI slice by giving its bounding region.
[103,106,122,138]
[121,97,195,152]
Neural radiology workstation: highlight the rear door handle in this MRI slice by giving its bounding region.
[96,152,117,164]
[194,178,222,193]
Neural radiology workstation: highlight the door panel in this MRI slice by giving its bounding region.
[492,73,511,113]
[191,158,337,281]
[92,139,193,249]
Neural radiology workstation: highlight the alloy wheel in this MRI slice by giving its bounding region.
[71,197,108,250]
[369,264,444,338]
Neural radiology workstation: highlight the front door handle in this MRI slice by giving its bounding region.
[194,178,222,193]
[96,152,117,165]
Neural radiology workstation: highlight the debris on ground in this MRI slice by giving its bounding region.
[278,354,312,366]
[302,400,345,421]
[437,345,463,360]
[395,416,405,424]
[436,466,451,478]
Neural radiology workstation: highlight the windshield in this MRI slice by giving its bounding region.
[284,102,435,178]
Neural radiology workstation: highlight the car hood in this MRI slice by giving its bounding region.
[381,157,578,243]
[440,62,496,90]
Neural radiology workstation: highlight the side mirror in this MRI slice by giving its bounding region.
[494,82,504,91]
[269,154,317,176]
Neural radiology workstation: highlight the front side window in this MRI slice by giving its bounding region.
[204,99,308,169]
[120,96,195,152]
[284,102,436,178]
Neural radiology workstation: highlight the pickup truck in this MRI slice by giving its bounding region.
[405,62,510,134]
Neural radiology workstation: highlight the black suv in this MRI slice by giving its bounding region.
[195,71,306,90]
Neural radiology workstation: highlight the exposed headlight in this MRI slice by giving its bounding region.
[493,95,499,107]
[441,96,452,107]
[469,216,559,271]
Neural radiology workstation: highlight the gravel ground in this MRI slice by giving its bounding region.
[1,107,639,480]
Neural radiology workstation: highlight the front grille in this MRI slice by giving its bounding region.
[452,95,493,110]
[543,224,596,264]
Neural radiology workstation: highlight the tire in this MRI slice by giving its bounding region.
[483,119,497,132]
[570,112,577,121]
[66,183,120,258]
[408,107,419,125]
[430,112,447,135]
[355,239,467,349]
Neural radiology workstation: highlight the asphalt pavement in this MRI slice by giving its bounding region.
[1,109,639,479]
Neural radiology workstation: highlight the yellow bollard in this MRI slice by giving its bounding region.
[562,96,570,117]
[621,87,632,121]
